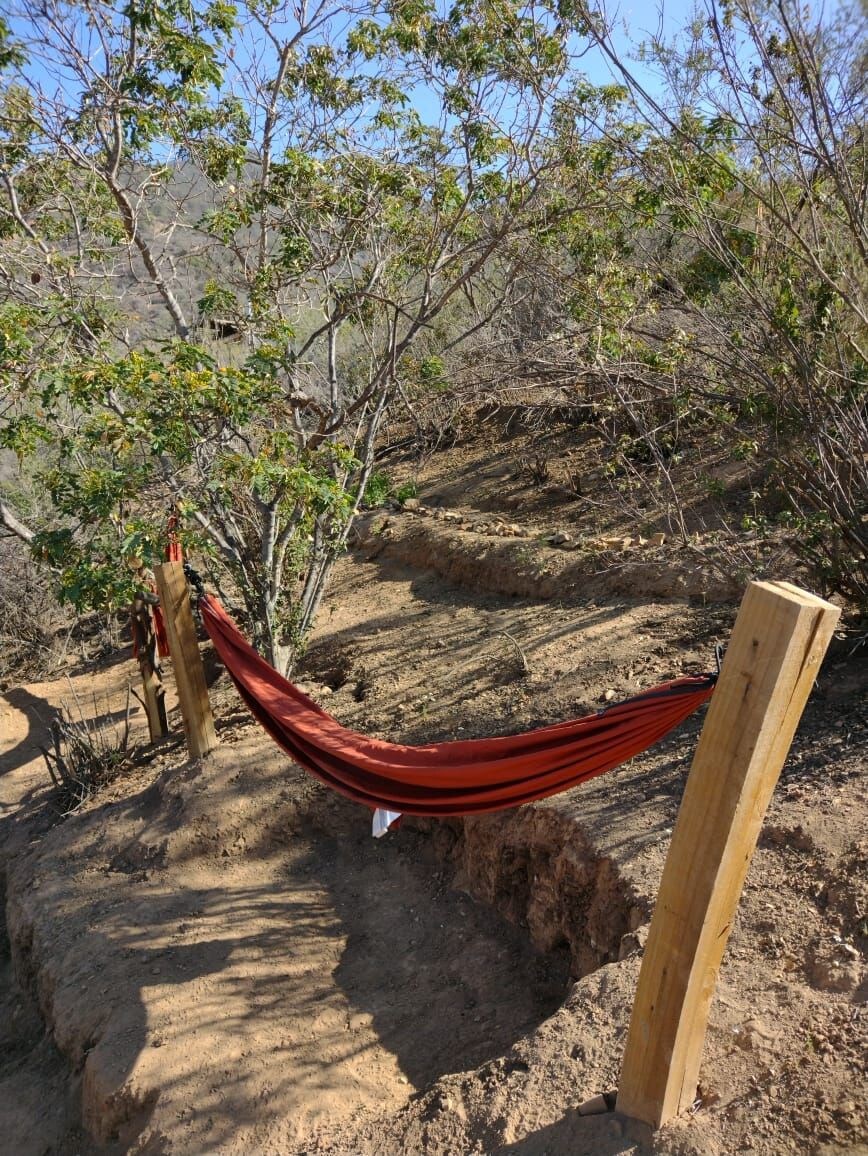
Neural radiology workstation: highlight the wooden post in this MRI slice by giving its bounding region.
[130,594,169,743]
[153,561,217,759]
[617,580,839,1128]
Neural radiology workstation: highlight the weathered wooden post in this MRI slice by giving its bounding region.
[617,580,839,1128]
[153,560,217,760]
[129,589,169,742]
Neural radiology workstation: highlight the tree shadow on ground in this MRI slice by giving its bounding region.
[1,687,63,777]
[494,1109,656,1155]
[316,800,571,1089]
[1,738,574,1152]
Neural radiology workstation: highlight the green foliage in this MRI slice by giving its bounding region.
[394,481,418,504]
[362,471,393,508]
[196,279,237,318]
[1,0,864,667]
[1,317,362,621]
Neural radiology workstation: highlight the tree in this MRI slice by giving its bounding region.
[563,0,868,606]
[0,0,604,672]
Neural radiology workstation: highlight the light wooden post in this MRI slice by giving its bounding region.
[153,561,217,759]
[618,580,839,1128]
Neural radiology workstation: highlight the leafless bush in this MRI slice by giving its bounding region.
[40,688,138,813]
[0,540,69,680]
[780,398,868,608]
[519,453,551,486]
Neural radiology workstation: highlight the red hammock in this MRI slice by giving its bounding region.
[199,593,715,817]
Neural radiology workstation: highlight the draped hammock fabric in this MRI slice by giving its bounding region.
[199,593,716,818]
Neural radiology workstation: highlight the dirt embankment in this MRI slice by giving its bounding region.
[1,441,866,1155]
[353,507,743,604]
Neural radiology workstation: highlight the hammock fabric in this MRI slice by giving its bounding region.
[199,593,716,818]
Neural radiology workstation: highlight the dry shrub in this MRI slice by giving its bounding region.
[0,539,68,681]
[40,689,139,813]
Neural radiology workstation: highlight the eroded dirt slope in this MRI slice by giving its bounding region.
[0,416,865,1155]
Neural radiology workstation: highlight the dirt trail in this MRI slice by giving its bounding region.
[1,648,568,1153]
[0,512,865,1154]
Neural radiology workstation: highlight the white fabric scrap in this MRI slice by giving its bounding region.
[372,808,402,838]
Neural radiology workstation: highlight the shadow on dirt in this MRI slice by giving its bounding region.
[494,1109,655,1155]
[1,688,63,778]
[1,741,573,1152]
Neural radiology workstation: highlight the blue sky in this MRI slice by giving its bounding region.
[579,0,702,89]
[8,0,845,155]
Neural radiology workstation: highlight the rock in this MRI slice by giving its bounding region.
[402,497,420,511]
[732,1017,779,1051]
[809,956,864,994]
[318,685,333,697]
[618,924,649,960]
[548,531,571,546]
[603,689,616,702]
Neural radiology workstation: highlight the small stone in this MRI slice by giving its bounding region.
[318,685,333,697]
[810,957,862,994]
[604,689,616,702]
[402,497,420,511]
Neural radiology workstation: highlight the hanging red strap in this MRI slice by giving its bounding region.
[152,515,182,657]
[166,512,182,563]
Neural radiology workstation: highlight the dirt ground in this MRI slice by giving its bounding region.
[1,415,866,1155]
